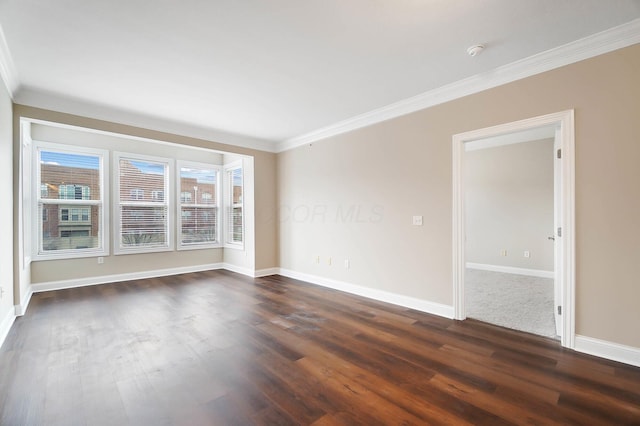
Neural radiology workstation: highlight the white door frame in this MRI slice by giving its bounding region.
[452,110,575,349]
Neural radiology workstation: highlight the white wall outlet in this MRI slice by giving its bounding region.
[98,256,104,264]
[500,249,507,257]
[412,215,423,226]
[327,257,332,266]
[344,259,350,269]
[315,255,320,264]
[524,251,530,258]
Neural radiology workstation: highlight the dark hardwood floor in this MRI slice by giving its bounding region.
[1,271,639,425]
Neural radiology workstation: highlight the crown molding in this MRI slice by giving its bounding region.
[0,24,19,98]
[277,18,640,153]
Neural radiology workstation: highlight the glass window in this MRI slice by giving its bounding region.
[116,154,170,253]
[37,145,106,257]
[178,162,218,248]
[225,164,243,246]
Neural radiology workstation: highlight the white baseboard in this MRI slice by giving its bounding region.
[0,308,16,350]
[221,263,256,277]
[574,335,640,368]
[278,268,454,319]
[254,267,280,278]
[30,263,225,293]
[466,262,554,279]
[221,265,279,278]
[15,286,33,316]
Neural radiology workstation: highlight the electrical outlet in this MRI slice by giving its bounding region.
[98,256,104,264]
[412,215,423,226]
[327,257,332,266]
[500,249,507,257]
[344,259,350,269]
[524,251,530,258]
[315,255,320,264]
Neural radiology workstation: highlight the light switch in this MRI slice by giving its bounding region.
[412,215,423,226]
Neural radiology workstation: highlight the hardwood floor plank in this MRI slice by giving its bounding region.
[1,270,639,425]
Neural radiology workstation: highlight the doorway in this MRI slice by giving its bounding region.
[464,131,556,338]
[452,110,576,349]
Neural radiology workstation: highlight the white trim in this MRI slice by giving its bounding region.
[30,263,224,293]
[466,263,554,279]
[575,335,640,368]
[255,267,280,278]
[278,268,454,319]
[221,262,255,278]
[0,24,18,97]
[277,19,640,152]
[0,309,17,350]
[452,110,575,349]
[15,286,34,317]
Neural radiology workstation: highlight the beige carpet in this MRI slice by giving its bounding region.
[465,268,558,338]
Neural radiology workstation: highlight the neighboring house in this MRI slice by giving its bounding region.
[41,164,100,251]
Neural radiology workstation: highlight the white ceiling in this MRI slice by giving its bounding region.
[1,1,640,151]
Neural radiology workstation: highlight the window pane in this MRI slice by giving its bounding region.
[180,166,216,205]
[180,191,192,203]
[120,206,167,248]
[231,206,242,243]
[180,207,217,245]
[118,156,169,251]
[119,158,166,203]
[227,167,243,244]
[231,168,242,204]
[38,147,104,256]
[40,151,100,200]
[179,165,218,246]
[41,204,101,251]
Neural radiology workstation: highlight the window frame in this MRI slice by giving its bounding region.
[113,152,173,255]
[176,160,221,250]
[224,160,244,249]
[33,141,109,260]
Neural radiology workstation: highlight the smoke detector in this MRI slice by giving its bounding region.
[467,44,485,57]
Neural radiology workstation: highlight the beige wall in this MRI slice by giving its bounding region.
[0,82,13,321]
[465,138,554,271]
[13,105,278,287]
[278,44,640,348]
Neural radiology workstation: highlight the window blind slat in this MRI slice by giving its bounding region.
[226,167,243,244]
[118,157,169,249]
